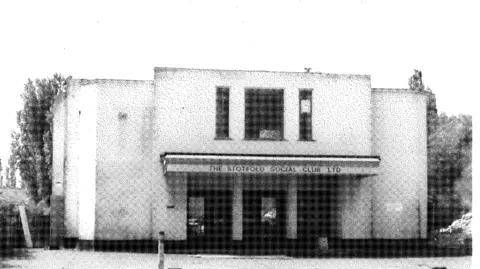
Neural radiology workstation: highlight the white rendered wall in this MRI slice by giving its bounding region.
[57,79,98,240]
[76,83,98,241]
[62,80,81,238]
[337,176,373,238]
[371,89,428,239]
[52,87,69,242]
[154,68,373,156]
[52,92,66,197]
[164,173,187,240]
[93,80,156,240]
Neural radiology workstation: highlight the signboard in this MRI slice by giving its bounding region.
[386,202,403,212]
[165,163,378,175]
[300,99,311,114]
[259,129,281,140]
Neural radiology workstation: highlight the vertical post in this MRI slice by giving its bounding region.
[286,178,297,239]
[18,205,33,248]
[232,175,243,240]
[158,231,165,269]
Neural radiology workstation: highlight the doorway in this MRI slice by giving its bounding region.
[243,190,286,250]
[187,190,232,249]
[298,177,339,245]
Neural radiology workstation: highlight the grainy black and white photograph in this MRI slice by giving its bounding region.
[0,1,476,268]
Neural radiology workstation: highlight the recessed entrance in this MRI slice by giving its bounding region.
[298,177,339,246]
[187,189,232,250]
[243,190,286,250]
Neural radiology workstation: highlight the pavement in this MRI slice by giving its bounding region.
[1,249,472,269]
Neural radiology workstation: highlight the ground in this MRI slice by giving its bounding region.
[1,249,472,269]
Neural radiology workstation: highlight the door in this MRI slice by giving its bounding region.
[204,191,232,240]
[298,180,339,243]
[187,190,232,247]
[243,190,286,245]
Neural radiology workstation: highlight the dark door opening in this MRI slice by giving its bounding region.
[187,190,232,250]
[243,190,286,251]
[298,179,339,248]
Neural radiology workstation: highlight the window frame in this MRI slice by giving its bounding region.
[215,86,230,140]
[244,88,285,141]
[299,89,314,141]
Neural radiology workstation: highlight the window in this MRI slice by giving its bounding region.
[299,89,313,140]
[215,87,229,138]
[261,197,277,225]
[187,197,205,237]
[245,89,284,140]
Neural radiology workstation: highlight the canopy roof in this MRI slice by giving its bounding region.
[161,153,380,176]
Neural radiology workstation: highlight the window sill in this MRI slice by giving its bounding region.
[243,138,287,142]
[298,139,316,142]
[214,137,232,140]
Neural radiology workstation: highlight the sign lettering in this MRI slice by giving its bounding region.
[165,163,379,175]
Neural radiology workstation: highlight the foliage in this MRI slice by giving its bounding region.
[408,69,425,91]
[428,113,472,229]
[425,87,438,138]
[428,111,471,229]
[6,131,21,188]
[0,158,3,186]
[14,74,70,204]
[409,70,472,232]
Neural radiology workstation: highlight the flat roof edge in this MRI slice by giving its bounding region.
[76,78,154,86]
[154,67,371,79]
[161,152,381,160]
[372,88,432,95]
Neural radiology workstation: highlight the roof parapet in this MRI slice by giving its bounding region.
[372,88,433,95]
[154,67,371,80]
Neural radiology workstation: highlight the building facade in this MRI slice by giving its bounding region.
[51,67,428,252]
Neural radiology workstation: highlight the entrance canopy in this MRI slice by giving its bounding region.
[161,153,380,176]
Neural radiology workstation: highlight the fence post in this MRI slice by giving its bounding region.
[158,231,165,269]
[18,205,33,248]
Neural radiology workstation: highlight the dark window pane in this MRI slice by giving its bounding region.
[215,87,229,138]
[299,90,312,140]
[187,197,205,237]
[245,89,284,140]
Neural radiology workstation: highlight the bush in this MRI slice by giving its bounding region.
[433,212,472,250]
[0,204,25,256]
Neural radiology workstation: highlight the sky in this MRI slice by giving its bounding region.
[0,0,478,163]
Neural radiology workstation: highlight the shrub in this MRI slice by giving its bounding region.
[0,204,25,256]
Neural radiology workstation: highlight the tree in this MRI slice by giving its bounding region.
[7,131,20,188]
[0,158,3,186]
[453,114,472,212]
[408,69,425,91]
[425,87,438,138]
[428,114,472,230]
[424,85,441,232]
[409,70,472,232]
[16,74,70,203]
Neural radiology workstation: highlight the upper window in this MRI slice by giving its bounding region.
[215,87,229,139]
[299,89,313,140]
[245,89,284,140]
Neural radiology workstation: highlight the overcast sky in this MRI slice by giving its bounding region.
[0,0,478,163]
